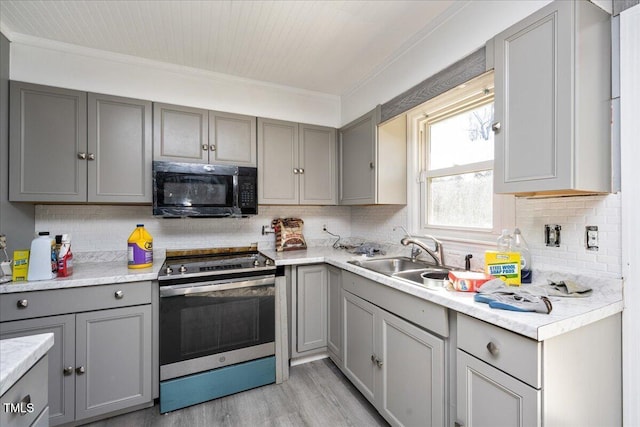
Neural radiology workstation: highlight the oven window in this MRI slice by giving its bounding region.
[160,285,275,365]
[158,174,233,207]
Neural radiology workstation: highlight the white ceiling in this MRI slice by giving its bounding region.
[0,0,458,96]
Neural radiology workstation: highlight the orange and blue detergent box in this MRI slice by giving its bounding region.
[484,251,521,285]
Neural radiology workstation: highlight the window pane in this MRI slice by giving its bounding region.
[428,171,493,228]
[429,103,494,169]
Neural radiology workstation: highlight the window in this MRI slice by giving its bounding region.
[407,71,513,242]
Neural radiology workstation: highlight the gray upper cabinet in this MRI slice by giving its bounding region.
[339,108,406,205]
[258,118,336,205]
[153,103,209,163]
[9,82,152,203]
[492,0,611,196]
[10,82,87,202]
[154,104,256,166]
[209,111,257,166]
[88,93,152,203]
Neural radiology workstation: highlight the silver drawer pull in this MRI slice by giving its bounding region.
[114,290,124,299]
[63,366,74,376]
[77,152,87,160]
[486,341,499,356]
[491,121,502,133]
[18,394,31,416]
[202,144,209,151]
[17,299,28,308]
[88,153,95,161]
[76,366,85,375]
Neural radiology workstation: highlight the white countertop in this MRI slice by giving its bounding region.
[0,246,623,342]
[262,247,624,341]
[0,333,54,396]
[0,254,164,293]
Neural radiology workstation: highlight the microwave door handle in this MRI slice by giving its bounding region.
[160,276,276,297]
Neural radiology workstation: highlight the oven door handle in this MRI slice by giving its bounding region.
[159,276,275,297]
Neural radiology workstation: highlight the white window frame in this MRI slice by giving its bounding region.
[405,71,515,245]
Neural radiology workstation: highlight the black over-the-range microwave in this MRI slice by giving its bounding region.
[152,161,258,218]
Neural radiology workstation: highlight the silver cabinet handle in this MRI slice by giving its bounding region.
[114,290,124,299]
[202,144,209,151]
[63,366,74,376]
[298,168,304,174]
[17,299,28,308]
[491,122,501,132]
[18,394,31,416]
[369,162,375,169]
[78,152,87,160]
[370,354,383,368]
[88,153,95,161]
[454,422,465,427]
[293,168,299,174]
[209,145,216,151]
[76,366,85,375]
[486,341,499,356]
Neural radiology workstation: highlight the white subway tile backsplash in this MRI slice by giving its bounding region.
[34,193,621,278]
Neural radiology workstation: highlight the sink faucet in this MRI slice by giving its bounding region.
[400,234,445,266]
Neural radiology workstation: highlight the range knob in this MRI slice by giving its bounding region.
[179,265,188,273]
[265,259,272,266]
[253,259,260,267]
[165,266,173,275]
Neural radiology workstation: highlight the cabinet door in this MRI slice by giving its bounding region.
[88,93,152,203]
[456,350,540,427]
[326,266,342,363]
[299,124,337,205]
[9,81,87,202]
[75,305,152,421]
[0,314,76,427]
[377,309,445,427]
[209,111,257,166]
[339,108,377,204]
[493,1,572,194]
[153,103,209,163]
[296,265,327,353]
[342,290,376,404]
[257,118,299,204]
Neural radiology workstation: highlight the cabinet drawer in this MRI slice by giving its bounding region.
[0,355,48,427]
[0,281,152,322]
[457,313,541,388]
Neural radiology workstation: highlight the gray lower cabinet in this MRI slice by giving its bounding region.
[9,81,152,203]
[153,103,256,166]
[0,282,153,426]
[456,313,621,427]
[342,289,445,427]
[492,0,611,195]
[258,118,336,205]
[326,266,342,365]
[0,355,48,427]
[291,264,328,356]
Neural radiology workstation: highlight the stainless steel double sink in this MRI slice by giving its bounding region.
[347,256,451,289]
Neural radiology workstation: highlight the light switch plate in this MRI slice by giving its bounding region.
[545,224,561,247]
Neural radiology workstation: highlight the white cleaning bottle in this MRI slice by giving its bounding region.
[28,232,56,281]
[512,228,532,283]
[497,229,512,252]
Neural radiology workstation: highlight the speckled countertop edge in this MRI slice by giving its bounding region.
[0,333,54,396]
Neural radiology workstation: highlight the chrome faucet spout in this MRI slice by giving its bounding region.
[400,235,445,266]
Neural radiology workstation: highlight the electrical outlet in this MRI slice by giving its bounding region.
[586,226,599,251]
[322,224,327,232]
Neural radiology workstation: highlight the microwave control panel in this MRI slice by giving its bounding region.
[238,178,257,209]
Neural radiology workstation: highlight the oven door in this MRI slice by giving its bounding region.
[159,276,275,381]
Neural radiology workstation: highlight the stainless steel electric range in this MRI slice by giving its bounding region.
[157,247,280,413]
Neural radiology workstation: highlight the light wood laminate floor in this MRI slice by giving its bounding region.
[82,358,389,427]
